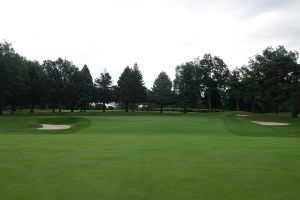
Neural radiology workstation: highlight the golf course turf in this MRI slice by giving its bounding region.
[0,112,300,200]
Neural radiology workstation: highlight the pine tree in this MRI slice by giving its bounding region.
[118,64,147,112]
[78,65,94,112]
[152,71,173,113]
[130,63,147,111]
[95,70,113,112]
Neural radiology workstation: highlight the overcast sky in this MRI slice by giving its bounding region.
[1,0,300,88]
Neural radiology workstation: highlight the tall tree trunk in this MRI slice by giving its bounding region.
[160,104,163,114]
[71,102,74,112]
[183,106,188,114]
[52,94,55,112]
[251,95,255,112]
[125,102,129,112]
[208,95,212,112]
[291,95,299,118]
[291,110,298,118]
[235,97,240,111]
[58,101,62,113]
[102,103,106,112]
[275,101,279,114]
[11,103,14,115]
[30,104,34,114]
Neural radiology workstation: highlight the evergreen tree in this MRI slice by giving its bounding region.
[78,65,94,112]
[130,63,147,111]
[118,66,132,112]
[118,64,147,112]
[95,70,113,112]
[152,71,173,113]
[228,68,243,111]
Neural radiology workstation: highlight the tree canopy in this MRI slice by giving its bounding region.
[117,64,147,112]
[95,70,113,112]
[152,71,173,113]
[1,40,299,117]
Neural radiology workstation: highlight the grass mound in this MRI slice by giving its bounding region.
[39,116,84,125]
[38,117,90,133]
[0,116,90,134]
[225,113,300,137]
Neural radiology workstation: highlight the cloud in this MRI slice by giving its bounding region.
[174,0,298,16]
[0,0,299,88]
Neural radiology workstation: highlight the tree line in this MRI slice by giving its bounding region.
[0,41,299,117]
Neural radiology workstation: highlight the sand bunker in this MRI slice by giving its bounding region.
[252,121,289,126]
[236,115,249,117]
[38,124,71,130]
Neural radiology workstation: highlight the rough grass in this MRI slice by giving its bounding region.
[0,112,300,200]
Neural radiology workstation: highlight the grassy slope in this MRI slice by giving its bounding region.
[0,112,300,200]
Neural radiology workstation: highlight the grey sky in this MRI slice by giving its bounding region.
[1,0,299,88]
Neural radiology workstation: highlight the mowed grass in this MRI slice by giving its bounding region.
[0,112,300,200]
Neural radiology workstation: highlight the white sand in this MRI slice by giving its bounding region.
[252,121,289,126]
[236,115,249,117]
[38,124,71,130]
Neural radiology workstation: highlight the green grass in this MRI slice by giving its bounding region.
[0,112,300,200]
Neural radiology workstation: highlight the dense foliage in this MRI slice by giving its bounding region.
[0,41,299,117]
